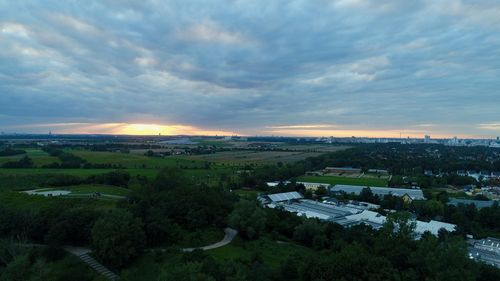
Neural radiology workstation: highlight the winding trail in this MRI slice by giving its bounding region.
[182,228,238,252]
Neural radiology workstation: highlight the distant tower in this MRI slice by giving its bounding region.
[424,135,430,143]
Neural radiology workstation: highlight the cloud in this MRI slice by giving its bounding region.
[266,124,337,130]
[479,123,500,131]
[176,20,254,45]
[0,0,499,137]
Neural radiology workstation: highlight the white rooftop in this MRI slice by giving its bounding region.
[267,191,303,202]
[331,185,425,200]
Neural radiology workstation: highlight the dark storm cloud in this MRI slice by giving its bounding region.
[1,0,500,136]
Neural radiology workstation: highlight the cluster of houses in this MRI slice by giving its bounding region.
[258,191,456,239]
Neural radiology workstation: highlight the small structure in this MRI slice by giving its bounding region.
[367,169,389,174]
[324,167,362,174]
[297,181,330,191]
[266,181,290,187]
[305,171,324,176]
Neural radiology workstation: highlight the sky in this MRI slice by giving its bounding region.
[1,0,500,138]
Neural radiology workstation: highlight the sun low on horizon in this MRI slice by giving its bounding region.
[110,123,238,136]
[117,124,174,135]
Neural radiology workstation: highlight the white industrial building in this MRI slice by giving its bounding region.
[330,185,425,200]
[260,192,454,238]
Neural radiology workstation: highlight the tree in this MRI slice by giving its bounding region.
[383,211,416,240]
[359,187,378,203]
[91,210,146,268]
[409,236,478,281]
[314,186,327,197]
[228,200,266,240]
[152,167,187,191]
[293,219,326,247]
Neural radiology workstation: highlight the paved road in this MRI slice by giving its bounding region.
[183,228,238,252]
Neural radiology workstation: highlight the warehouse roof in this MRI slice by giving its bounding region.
[267,191,303,202]
[448,198,496,209]
[330,185,425,200]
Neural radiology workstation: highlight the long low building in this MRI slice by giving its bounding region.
[262,192,454,238]
[332,210,456,237]
[297,181,330,191]
[448,198,497,209]
[330,185,425,200]
[469,237,500,268]
[271,199,359,220]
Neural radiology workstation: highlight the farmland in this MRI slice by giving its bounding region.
[179,150,323,164]
[297,175,389,187]
[0,148,60,166]
[69,150,205,169]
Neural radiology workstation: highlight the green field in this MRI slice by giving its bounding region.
[0,148,60,167]
[297,175,388,187]
[0,166,238,190]
[66,184,130,196]
[22,185,130,201]
[0,168,157,178]
[69,150,206,169]
[0,191,118,210]
[180,150,322,164]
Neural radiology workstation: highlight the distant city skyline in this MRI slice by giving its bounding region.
[1,1,500,138]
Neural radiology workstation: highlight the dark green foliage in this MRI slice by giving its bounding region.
[0,148,25,157]
[151,167,185,191]
[91,209,146,268]
[293,219,326,247]
[228,200,266,240]
[0,193,104,245]
[45,174,82,186]
[41,147,86,168]
[0,243,95,281]
[2,156,33,168]
[127,168,235,246]
[87,170,130,187]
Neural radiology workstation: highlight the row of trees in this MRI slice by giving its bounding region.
[293,143,500,176]
[0,148,26,157]
[1,156,33,168]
